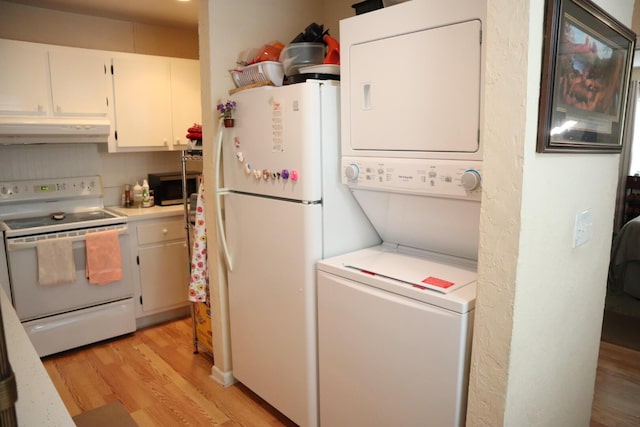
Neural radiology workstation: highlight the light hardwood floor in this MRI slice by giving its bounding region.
[43,317,640,426]
[590,341,640,426]
[43,316,296,427]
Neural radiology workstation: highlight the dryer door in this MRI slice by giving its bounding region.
[347,19,482,156]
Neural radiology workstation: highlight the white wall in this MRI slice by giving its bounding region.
[0,0,198,58]
[467,0,634,425]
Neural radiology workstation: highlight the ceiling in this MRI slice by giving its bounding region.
[4,0,199,28]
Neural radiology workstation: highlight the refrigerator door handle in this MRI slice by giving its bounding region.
[215,118,234,271]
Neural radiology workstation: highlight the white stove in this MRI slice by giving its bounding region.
[0,176,135,357]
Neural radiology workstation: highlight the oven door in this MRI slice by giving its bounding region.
[5,225,134,321]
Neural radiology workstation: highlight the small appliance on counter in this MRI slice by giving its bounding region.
[148,171,199,206]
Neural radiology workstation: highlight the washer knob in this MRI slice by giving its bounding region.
[461,169,482,191]
[345,163,360,181]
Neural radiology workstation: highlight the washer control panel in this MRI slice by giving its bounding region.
[343,157,482,200]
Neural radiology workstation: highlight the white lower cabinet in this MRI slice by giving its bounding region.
[129,215,190,323]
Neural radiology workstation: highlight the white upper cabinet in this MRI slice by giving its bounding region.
[109,55,201,152]
[170,58,201,148]
[111,55,174,149]
[0,40,50,115]
[0,39,201,152]
[49,50,110,117]
[0,39,110,118]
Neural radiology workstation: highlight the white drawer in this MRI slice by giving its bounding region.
[137,219,184,245]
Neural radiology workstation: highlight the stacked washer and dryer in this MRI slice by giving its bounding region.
[317,1,486,426]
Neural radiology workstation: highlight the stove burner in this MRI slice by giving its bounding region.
[51,212,66,221]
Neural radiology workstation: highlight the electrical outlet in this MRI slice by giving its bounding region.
[573,209,592,248]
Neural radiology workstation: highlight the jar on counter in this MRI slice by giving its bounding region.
[141,179,150,208]
[124,184,132,208]
[132,181,143,207]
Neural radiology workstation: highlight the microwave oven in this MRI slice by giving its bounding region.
[148,171,199,206]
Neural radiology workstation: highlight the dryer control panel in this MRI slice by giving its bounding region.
[342,157,482,200]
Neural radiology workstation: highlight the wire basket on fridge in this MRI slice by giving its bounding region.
[230,61,285,89]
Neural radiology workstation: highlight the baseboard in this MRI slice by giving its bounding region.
[135,305,190,329]
[211,365,235,387]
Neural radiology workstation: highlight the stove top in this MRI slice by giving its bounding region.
[2,209,126,238]
[0,176,127,238]
[3,210,120,231]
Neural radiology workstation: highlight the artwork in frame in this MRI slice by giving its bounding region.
[536,0,636,153]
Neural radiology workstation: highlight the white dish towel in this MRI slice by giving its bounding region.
[37,238,77,286]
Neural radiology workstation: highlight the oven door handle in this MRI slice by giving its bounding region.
[6,227,128,251]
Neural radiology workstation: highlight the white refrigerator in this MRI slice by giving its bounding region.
[215,80,379,427]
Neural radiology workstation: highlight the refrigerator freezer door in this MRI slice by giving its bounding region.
[227,82,332,201]
[226,192,321,427]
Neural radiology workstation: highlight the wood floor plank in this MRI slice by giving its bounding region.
[43,317,296,426]
[590,342,640,426]
[135,343,233,424]
[44,362,84,415]
[42,316,637,426]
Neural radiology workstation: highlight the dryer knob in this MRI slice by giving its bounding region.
[345,164,360,181]
[461,169,481,191]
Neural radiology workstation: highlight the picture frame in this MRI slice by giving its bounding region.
[536,0,636,153]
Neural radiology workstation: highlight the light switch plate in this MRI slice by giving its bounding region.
[573,209,592,248]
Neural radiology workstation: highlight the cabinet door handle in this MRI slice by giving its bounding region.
[162,228,168,234]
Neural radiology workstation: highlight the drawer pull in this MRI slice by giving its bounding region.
[162,228,168,234]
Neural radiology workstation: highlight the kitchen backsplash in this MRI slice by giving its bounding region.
[0,144,192,206]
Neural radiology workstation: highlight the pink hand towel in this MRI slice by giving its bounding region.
[85,229,123,285]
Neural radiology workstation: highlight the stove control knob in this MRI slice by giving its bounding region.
[344,164,360,181]
[0,186,7,196]
[461,169,482,191]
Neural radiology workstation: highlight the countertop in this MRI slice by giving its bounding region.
[1,288,75,426]
[108,204,186,221]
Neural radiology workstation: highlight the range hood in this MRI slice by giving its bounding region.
[0,117,111,144]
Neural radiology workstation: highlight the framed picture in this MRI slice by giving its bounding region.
[537,0,636,153]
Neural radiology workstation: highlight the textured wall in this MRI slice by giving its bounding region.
[467,0,634,425]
